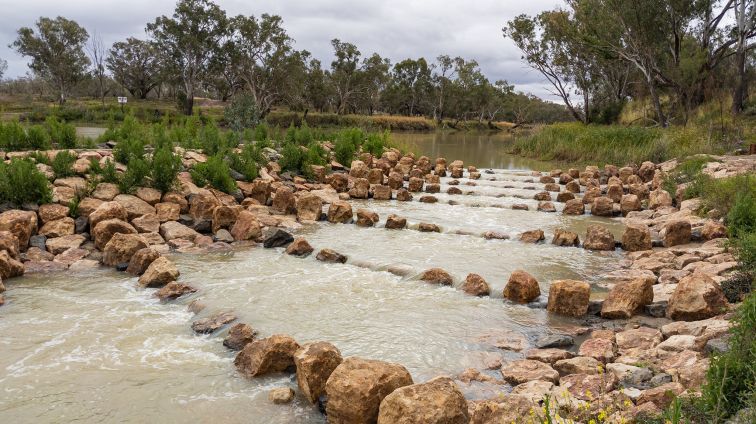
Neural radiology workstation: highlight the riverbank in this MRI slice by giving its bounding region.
[0,135,754,422]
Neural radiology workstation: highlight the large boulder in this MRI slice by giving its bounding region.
[563,199,585,215]
[520,229,545,243]
[39,217,75,238]
[284,238,314,257]
[159,221,200,242]
[377,377,469,424]
[503,270,541,303]
[622,223,652,252]
[591,196,614,216]
[552,229,580,247]
[0,231,20,259]
[601,278,654,319]
[271,186,296,214]
[649,189,673,210]
[295,192,323,222]
[114,194,156,220]
[501,359,559,384]
[461,273,490,296]
[419,268,453,285]
[234,334,301,377]
[88,201,128,230]
[356,209,380,227]
[547,280,590,317]
[0,210,38,249]
[211,205,240,233]
[37,203,69,224]
[294,341,343,404]
[621,194,641,216]
[663,220,691,247]
[155,202,181,222]
[126,247,160,275]
[328,201,353,224]
[349,178,370,199]
[188,189,221,222]
[46,234,86,255]
[0,250,24,280]
[92,219,137,250]
[385,214,407,229]
[137,256,180,287]
[667,273,728,321]
[223,323,258,350]
[131,213,160,234]
[325,357,413,424]
[583,225,615,251]
[230,211,262,241]
[102,233,148,267]
[372,185,392,201]
[316,249,348,263]
[350,160,369,179]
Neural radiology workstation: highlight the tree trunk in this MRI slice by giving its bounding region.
[184,95,194,115]
[732,46,747,115]
[646,75,666,127]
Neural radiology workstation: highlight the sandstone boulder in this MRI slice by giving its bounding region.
[504,270,541,303]
[325,357,413,424]
[667,273,728,321]
[316,249,348,263]
[377,377,469,424]
[461,273,490,296]
[294,341,343,404]
[520,229,545,243]
[159,221,200,242]
[501,359,559,385]
[102,233,148,267]
[234,334,301,378]
[155,202,181,222]
[223,323,258,350]
[92,219,137,250]
[601,278,654,319]
[0,210,38,249]
[328,201,353,224]
[385,214,407,229]
[138,256,180,287]
[126,247,160,275]
[284,238,314,257]
[114,194,156,220]
[88,201,128,230]
[663,220,691,247]
[0,250,24,280]
[229,211,262,241]
[552,229,579,247]
[622,223,652,252]
[295,192,323,222]
[583,225,615,251]
[131,213,160,234]
[547,280,590,317]
[563,199,585,215]
[155,281,197,301]
[356,209,379,227]
[591,196,614,216]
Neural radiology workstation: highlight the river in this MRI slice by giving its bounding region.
[0,132,624,423]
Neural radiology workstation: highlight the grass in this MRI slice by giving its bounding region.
[508,122,735,166]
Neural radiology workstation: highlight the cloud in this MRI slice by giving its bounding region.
[0,0,564,101]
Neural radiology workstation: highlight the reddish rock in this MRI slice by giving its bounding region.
[284,238,314,257]
[552,229,579,247]
[102,233,148,267]
[583,225,615,251]
[601,278,654,319]
[0,210,38,249]
[234,334,301,377]
[663,220,692,247]
[547,280,590,317]
[461,273,490,296]
[385,214,407,229]
[519,229,545,243]
[503,270,541,303]
[294,341,343,404]
[92,219,137,250]
[137,256,180,287]
[126,247,161,275]
[155,281,197,301]
[501,359,559,385]
[622,223,652,252]
[230,211,262,241]
[419,268,453,285]
[667,273,728,321]
[377,377,469,424]
[223,323,258,350]
[356,209,379,227]
[327,201,353,224]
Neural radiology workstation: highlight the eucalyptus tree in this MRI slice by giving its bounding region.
[384,58,434,116]
[356,53,391,115]
[106,38,163,99]
[329,39,362,114]
[87,31,109,104]
[11,16,90,104]
[229,13,303,116]
[0,58,7,80]
[731,0,755,114]
[146,0,228,114]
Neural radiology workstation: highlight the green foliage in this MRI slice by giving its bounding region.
[661,156,713,198]
[113,137,145,165]
[45,117,77,148]
[696,175,756,220]
[117,157,150,193]
[150,147,182,193]
[223,94,261,132]
[699,291,756,421]
[0,121,29,151]
[190,155,236,193]
[51,150,77,178]
[509,123,725,166]
[89,158,120,184]
[727,188,756,240]
[228,142,267,181]
[26,125,52,149]
[278,142,305,173]
[253,122,270,141]
[198,120,228,156]
[363,130,390,156]
[333,137,356,166]
[0,159,53,205]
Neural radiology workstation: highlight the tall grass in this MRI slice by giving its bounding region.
[509,122,730,166]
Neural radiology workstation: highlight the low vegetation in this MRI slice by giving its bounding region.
[0,158,53,205]
[0,117,79,151]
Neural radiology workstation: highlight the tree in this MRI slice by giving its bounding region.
[0,58,7,80]
[356,53,391,114]
[229,13,302,116]
[384,58,433,115]
[106,38,162,99]
[11,16,90,104]
[88,30,108,104]
[330,39,362,114]
[732,0,755,114]
[146,0,228,114]
[301,57,332,113]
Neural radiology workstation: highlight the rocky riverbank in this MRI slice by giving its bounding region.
[0,145,753,423]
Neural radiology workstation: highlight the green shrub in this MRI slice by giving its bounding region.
[363,130,390,156]
[727,190,756,240]
[334,137,356,166]
[26,125,52,150]
[89,158,120,184]
[150,147,182,193]
[190,155,236,193]
[735,232,756,276]
[700,290,756,421]
[198,120,227,156]
[0,159,53,205]
[28,151,51,165]
[113,137,145,165]
[253,122,269,141]
[278,142,305,173]
[228,143,266,181]
[0,121,27,151]
[697,174,756,218]
[662,156,713,199]
[117,157,150,193]
[223,94,261,132]
[45,117,77,148]
[51,150,77,179]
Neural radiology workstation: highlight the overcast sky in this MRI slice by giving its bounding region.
[0,0,564,100]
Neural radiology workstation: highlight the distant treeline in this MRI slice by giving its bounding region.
[0,0,569,127]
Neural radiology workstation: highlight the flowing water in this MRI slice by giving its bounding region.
[0,132,625,423]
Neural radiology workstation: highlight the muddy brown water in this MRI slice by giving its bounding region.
[0,133,625,423]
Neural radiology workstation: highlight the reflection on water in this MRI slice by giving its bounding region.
[392,131,551,171]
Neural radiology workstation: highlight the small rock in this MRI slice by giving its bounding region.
[192,311,237,334]
[268,387,295,404]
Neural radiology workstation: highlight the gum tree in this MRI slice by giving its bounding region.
[106,38,162,99]
[11,16,90,104]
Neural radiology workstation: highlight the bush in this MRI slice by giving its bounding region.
[253,122,269,141]
[89,159,120,184]
[696,174,756,219]
[117,156,150,193]
[223,94,261,132]
[0,121,28,151]
[45,117,77,148]
[278,142,305,173]
[151,147,182,193]
[228,143,266,181]
[661,156,712,198]
[0,159,53,205]
[727,189,756,240]
[363,130,390,156]
[699,290,756,421]
[51,150,77,179]
[26,125,52,150]
[190,155,236,193]
[334,137,356,166]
